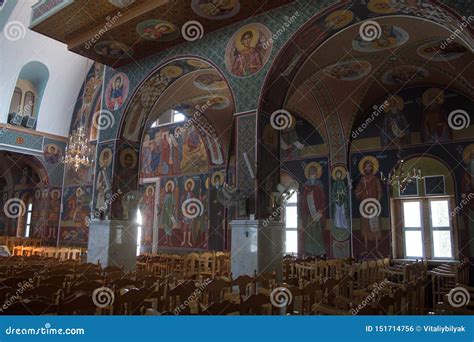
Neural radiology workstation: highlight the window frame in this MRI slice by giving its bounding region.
[284,191,298,255]
[428,198,454,260]
[396,195,456,260]
[23,91,35,116]
[25,202,33,238]
[9,87,22,114]
[402,199,424,259]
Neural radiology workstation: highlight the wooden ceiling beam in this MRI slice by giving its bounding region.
[67,0,169,49]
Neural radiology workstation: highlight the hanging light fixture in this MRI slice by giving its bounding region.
[380,147,422,193]
[63,124,92,171]
[63,62,94,172]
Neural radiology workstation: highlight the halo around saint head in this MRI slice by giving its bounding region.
[331,165,347,180]
[358,156,379,174]
[304,162,323,180]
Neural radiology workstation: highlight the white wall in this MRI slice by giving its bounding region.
[0,0,92,137]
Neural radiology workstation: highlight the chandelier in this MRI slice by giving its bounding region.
[380,148,422,193]
[63,125,92,171]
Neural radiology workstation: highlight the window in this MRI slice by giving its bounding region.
[25,203,33,238]
[429,200,452,258]
[136,209,142,256]
[284,191,298,254]
[23,91,35,116]
[400,198,453,259]
[172,110,185,123]
[9,87,22,114]
[402,201,423,258]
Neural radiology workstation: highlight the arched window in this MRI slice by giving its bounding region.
[23,91,35,116]
[9,87,22,114]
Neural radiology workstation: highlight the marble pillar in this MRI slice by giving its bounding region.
[87,219,137,271]
[230,220,284,281]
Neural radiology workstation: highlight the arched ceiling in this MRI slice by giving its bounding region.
[119,57,235,161]
[0,151,47,190]
[285,15,474,138]
[147,68,235,152]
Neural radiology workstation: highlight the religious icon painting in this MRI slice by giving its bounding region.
[193,72,227,91]
[352,25,409,52]
[119,148,137,169]
[105,72,130,111]
[136,20,180,41]
[99,147,113,169]
[211,171,225,188]
[381,95,410,147]
[192,0,240,20]
[94,41,133,59]
[323,60,372,81]
[358,155,380,175]
[381,65,429,86]
[324,10,354,31]
[51,189,61,200]
[330,165,351,242]
[367,0,397,14]
[43,143,62,164]
[304,161,323,180]
[417,40,467,61]
[225,23,273,78]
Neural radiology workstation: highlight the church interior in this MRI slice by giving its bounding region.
[0,0,473,316]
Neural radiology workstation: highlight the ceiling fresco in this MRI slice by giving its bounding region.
[30,0,294,67]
